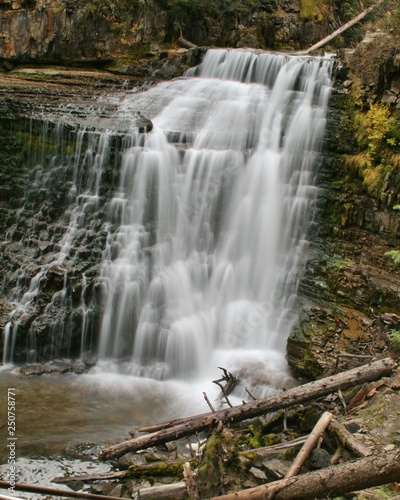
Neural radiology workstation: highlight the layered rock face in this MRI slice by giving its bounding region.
[287,32,400,378]
[0,0,342,70]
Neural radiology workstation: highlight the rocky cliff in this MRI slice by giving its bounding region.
[0,0,371,72]
[287,25,400,378]
[1,0,400,372]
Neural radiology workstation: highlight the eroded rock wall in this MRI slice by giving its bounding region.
[0,0,354,70]
[287,32,400,379]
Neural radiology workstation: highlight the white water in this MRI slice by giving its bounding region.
[96,49,333,387]
[1,49,333,394]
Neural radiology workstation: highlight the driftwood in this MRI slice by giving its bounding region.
[306,0,384,53]
[134,482,186,499]
[209,448,400,499]
[99,358,395,460]
[0,481,124,500]
[285,411,333,478]
[328,417,373,457]
[177,37,198,49]
[129,411,212,436]
[183,462,200,500]
[240,435,309,457]
[213,367,238,407]
[203,391,217,412]
[52,470,126,483]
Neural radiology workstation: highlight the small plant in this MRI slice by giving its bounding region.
[384,250,400,264]
[300,0,324,21]
[389,329,400,350]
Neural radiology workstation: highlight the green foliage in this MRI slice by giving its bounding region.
[337,0,361,20]
[372,0,400,37]
[327,256,354,270]
[346,101,400,194]
[389,329,400,349]
[385,250,400,264]
[355,103,398,156]
[300,0,325,21]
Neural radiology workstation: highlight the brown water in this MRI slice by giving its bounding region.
[0,366,211,498]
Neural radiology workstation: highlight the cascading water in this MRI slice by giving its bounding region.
[1,49,333,395]
[96,49,333,385]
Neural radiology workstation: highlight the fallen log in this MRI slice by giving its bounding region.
[328,417,373,457]
[177,37,198,49]
[306,0,384,53]
[240,435,309,457]
[209,448,400,499]
[133,482,186,499]
[285,411,333,478]
[129,411,213,436]
[52,471,126,483]
[0,481,124,500]
[99,358,395,460]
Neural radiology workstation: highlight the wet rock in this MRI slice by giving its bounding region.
[82,351,98,368]
[308,448,331,470]
[249,467,267,482]
[66,442,104,460]
[64,480,85,491]
[118,452,147,470]
[134,112,153,133]
[261,458,291,479]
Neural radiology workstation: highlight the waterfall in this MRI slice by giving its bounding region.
[96,49,333,382]
[1,49,333,390]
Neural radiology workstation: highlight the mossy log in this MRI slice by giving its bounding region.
[53,459,197,484]
[128,458,197,478]
[99,358,395,460]
[209,448,400,499]
[328,417,373,457]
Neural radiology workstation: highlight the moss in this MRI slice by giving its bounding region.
[300,0,325,21]
[197,429,242,497]
[127,458,196,478]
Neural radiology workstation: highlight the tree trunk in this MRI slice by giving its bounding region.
[328,417,373,457]
[177,37,198,49]
[134,482,186,499]
[0,481,124,500]
[209,448,400,499]
[99,358,395,460]
[306,0,385,53]
[285,411,333,478]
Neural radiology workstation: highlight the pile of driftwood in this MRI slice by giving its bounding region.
[95,357,398,499]
[1,358,398,500]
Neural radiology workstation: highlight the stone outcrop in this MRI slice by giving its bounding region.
[286,30,400,378]
[0,0,354,70]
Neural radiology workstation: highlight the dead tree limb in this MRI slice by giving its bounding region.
[240,435,309,457]
[98,358,395,460]
[203,392,217,413]
[213,367,238,407]
[177,37,198,49]
[328,417,373,457]
[285,411,333,478]
[0,481,124,500]
[209,448,400,500]
[133,482,186,499]
[183,462,200,500]
[306,0,385,53]
[129,412,212,436]
[52,471,126,483]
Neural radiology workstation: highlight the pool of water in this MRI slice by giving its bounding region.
[0,351,292,498]
[0,365,218,498]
